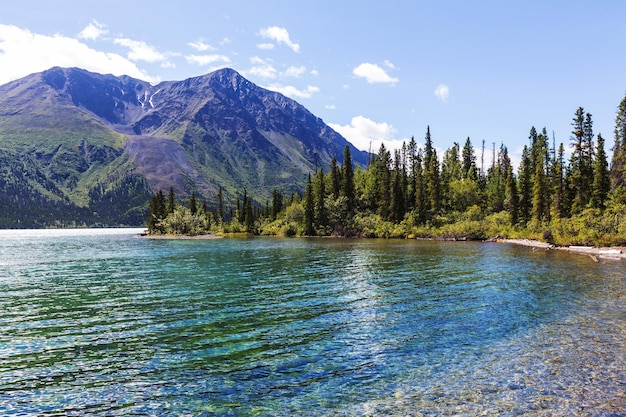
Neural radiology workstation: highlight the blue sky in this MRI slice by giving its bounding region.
[2,1,626,167]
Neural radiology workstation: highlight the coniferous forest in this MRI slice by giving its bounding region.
[147,97,626,247]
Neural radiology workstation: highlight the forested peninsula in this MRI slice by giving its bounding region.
[146,98,626,247]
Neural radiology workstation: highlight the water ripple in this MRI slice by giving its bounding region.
[0,233,624,415]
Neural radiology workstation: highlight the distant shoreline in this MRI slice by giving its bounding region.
[139,233,222,240]
[137,231,626,260]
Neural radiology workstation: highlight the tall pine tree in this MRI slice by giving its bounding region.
[504,165,519,224]
[462,137,478,180]
[551,143,567,218]
[329,156,342,198]
[189,192,197,215]
[406,136,419,209]
[216,186,224,222]
[518,145,532,224]
[167,187,175,214]
[531,129,550,223]
[303,173,315,236]
[390,149,407,222]
[611,95,626,199]
[423,126,441,217]
[314,169,328,231]
[342,145,355,215]
[591,133,610,209]
[569,107,594,212]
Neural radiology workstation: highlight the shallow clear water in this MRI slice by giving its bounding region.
[0,229,624,416]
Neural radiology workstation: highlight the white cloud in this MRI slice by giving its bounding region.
[257,26,300,53]
[434,84,450,102]
[188,40,215,52]
[383,60,396,70]
[250,56,268,65]
[247,65,277,79]
[325,104,336,110]
[244,57,278,79]
[0,24,158,84]
[185,54,230,66]
[265,84,319,99]
[256,43,275,50]
[353,62,398,85]
[78,20,108,40]
[310,69,319,76]
[113,38,168,64]
[284,65,306,78]
[329,115,405,152]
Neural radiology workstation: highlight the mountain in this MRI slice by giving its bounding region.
[0,67,368,227]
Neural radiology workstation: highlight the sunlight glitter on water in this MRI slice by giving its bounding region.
[0,234,624,415]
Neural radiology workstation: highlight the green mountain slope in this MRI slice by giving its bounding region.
[0,67,368,227]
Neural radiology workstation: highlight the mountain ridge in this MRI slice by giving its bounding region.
[0,67,368,227]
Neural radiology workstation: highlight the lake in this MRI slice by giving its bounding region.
[0,229,624,415]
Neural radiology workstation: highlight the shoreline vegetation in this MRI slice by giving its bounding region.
[146,100,626,258]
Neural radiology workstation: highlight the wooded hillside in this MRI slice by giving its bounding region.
[148,97,626,247]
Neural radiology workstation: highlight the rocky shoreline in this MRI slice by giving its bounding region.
[496,238,626,261]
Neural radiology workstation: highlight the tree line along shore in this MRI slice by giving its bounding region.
[146,97,626,249]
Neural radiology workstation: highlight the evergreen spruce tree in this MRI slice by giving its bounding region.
[423,126,441,217]
[531,129,550,223]
[390,149,406,222]
[374,144,392,218]
[518,145,532,224]
[147,195,159,233]
[563,164,575,216]
[303,173,315,236]
[462,137,478,180]
[570,107,594,212]
[329,156,342,198]
[271,189,283,220]
[216,186,224,223]
[147,190,166,234]
[528,126,539,171]
[583,113,595,179]
[167,187,175,214]
[569,107,585,211]
[611,95,626,198]
[157,190,166,227]
[189,192,197,215]
[551,143,566,218]
[406,136,419,209]
[504,165,519,224]
[441,143,461,211]
[591,133,610,209]
[486,144,511,214]
[414,150,426,223]
[243,193,254,232]
[341,145,355,214]
[314,169,328,231]
[236,194,243,223]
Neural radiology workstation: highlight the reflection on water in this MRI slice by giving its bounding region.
[0,231,624,415]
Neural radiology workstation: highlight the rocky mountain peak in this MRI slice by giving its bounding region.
[0,66,369,227]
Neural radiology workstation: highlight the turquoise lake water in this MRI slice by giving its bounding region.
[0,229,624,416]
